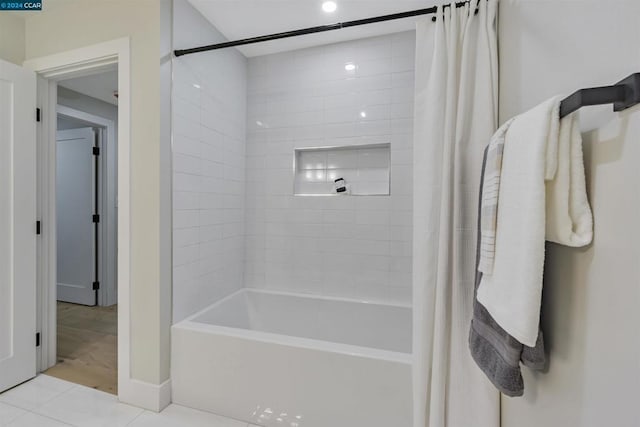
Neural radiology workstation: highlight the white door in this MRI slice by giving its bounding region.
[0,59,37,392]
[56,128,97,306]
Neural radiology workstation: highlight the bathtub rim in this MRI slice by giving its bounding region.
[173,287,413,364]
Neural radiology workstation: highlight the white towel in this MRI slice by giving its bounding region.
[545,112,593,246]
[477,96,593,347]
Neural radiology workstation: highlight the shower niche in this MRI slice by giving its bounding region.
[293,143,391,196]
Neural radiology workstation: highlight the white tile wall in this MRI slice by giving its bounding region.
[172,0,247,322]
[245,32,415,304]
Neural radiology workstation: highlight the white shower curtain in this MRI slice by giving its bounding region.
[412,1,500,426]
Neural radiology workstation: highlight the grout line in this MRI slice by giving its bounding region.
[9,410,74,426]
[124,408,148,426]
[0,376,77,412]
[0,401,28,424]
[28,380,78,413]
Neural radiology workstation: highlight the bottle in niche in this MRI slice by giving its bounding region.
[334,177,348,194]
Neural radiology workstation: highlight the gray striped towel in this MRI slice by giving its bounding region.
[470,144,546,397]
[478,118,513,275]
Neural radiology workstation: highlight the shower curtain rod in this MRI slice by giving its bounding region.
[173,4,640,120]
[173,1,471,57]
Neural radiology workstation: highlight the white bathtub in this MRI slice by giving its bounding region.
[171,288,412,427]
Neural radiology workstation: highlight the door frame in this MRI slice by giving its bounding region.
[57,104,117,307]
[23,37,131,397]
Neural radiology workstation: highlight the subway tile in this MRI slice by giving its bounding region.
[173,114,201,141]
[392,86,415,104]
[390,209,412,226]
[390,132,413,149]
[324,92,358,110]
[353,224,391,241]
[173,172,201,193]
[173,153,201,175]
[323,209,356,224]
[174,228,200,248]
[392,71,416,88]
[390,240,412,257]
[173,96,201,121]
[173,134,201,157]
[321,223,357,239]
[390,225,412,242]
[174,191,199,211]
[355,57,393,77]
[358,148,389,168]
[244,34,414,302]
[354,239,391,256]
[356,209,390,225]
[173,244,199,267]
[173,210,199,229]
[359,88,393,107]
[352,181,389,196]
[356,119,391,136]
[176,30,415,308]
[355,167,389,183]
[392,55,416,73]
[391,31,416,56]
[392,118,414,134]
[391,149,412,165]
[355,197,392,211]
[390,102,414,119]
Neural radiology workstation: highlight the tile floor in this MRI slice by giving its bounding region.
[0,375,259,427]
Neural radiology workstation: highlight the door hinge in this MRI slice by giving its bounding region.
[36,108,41,122]
[92,281,100,291]
[36,220,41,235]
[92,214,100,223]
[36,332,40,347]
[93,146,100,156]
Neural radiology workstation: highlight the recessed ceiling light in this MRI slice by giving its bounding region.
[360,111,367,118]
[322,1,337,13]
[345,62,356,72]
[193,83,201,89]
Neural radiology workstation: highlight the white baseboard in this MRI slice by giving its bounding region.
[119,378,171,412]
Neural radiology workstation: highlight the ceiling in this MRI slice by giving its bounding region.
[58,69,119,106]
[187,0,435,57]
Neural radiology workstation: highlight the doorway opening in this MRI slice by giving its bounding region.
[43,70,119,394]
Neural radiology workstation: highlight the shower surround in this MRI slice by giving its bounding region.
[244,31,415,304]
[173,24,416,321]
[172,2,248,322]
[171,1,416,425]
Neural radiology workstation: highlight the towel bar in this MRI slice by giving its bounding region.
[559,73,640,118]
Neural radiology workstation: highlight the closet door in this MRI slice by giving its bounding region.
[0,58,37,392]
[56,127,97,306]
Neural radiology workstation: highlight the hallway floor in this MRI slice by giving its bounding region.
[44,302,117,394]
[0,375,258,426]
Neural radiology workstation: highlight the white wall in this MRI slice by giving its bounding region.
[0,14,25,65]
[159,0,173,382]
[172,0,248,322]
[244,32,415,304]
[499,1,640,426]
[24,0,169,389]
[58,86,118,125]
